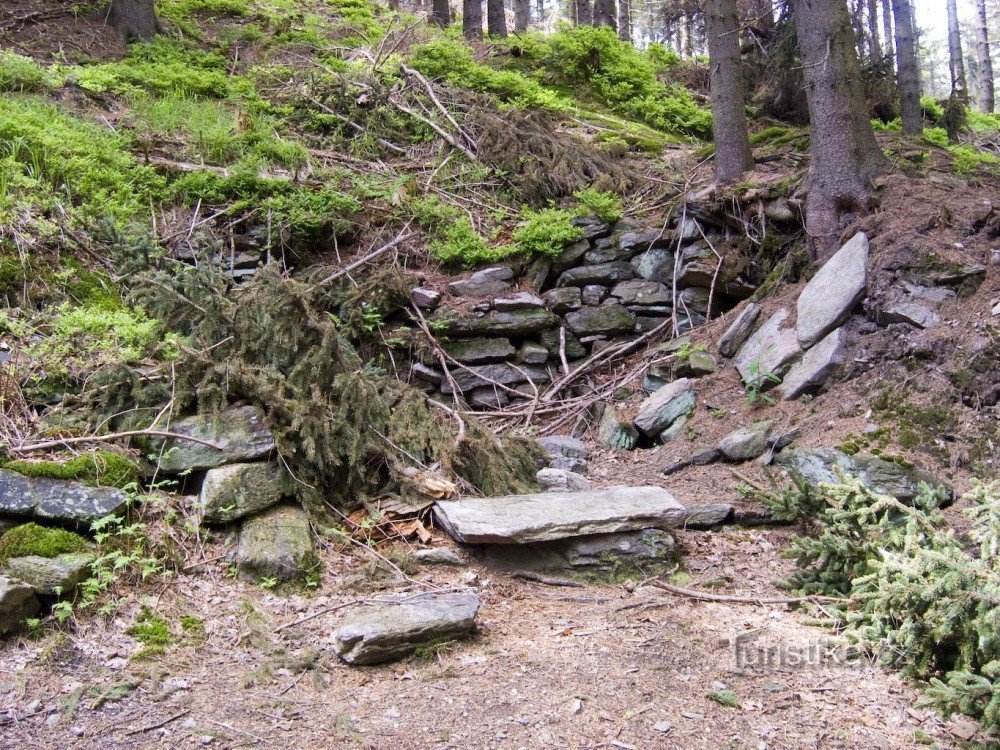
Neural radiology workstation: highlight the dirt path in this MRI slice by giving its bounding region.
[0,524,964,750]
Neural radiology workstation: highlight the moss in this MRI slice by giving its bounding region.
[180,615,207,645]
[0,523,92,564]
[3,450,139,489]
[126,609,176,659]
[707,690,740,708]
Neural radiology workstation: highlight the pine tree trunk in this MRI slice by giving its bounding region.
[880,0,894,61]
[793,0,885,262]
[431,0,450,26]
[618,0,632,41]
[947,0,968,99]
[514,0,530,30]
[464,0,484,38]
[892,0,921,134]
[537,0,544,25]
[487,0,508,35]
[577,0,593,24]
[684,1,694,57]
[974,0,995,112]
[866,0,881,60]
[108,0,158,41]
[594,0,617,28]
[707,0,753,183]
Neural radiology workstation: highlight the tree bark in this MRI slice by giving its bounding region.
[892,0,921,134]
[431,0,450,26]
[487,0,508,36]
[793,0,885,261]
[464,0,484,38]
[865,0,881,60]
[536,0,544,25]
[577,0,593,25]
[594,0,617,28]
[707,0,753,183]
[947,0,968,99]
[880,0,894,61]
[974,0,995,112]
[684,2,695,57]
[108,0,158,41]
[514,0,530,30]
[618,0,632,41]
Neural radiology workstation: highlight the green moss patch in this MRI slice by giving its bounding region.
[3,451,139,489]
[0,523,92,564]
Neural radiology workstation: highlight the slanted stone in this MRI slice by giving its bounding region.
[878,300,941,328]
[412,362,443,386]
[662,446,720,475]
[540,328,587,360]
[733,309,802,386]
[200,462,290,524]
[441,363,549,394]
[585,246,633,264]
[443,338,517,364]
[658,414,688,443]
[676,260,716,288]
[552,240,590,273]
[681,503,734,527]
[631,247,675,284]
[565,305,635,336]
[676,310,708,333]
[536,468,591,492]
[926,263,987,287]
[718,303,761,358]
[597,405,639,450]
[469,387,509,410]
[680,287,711,313]
[572,216,612,240]
[676,350,717,378]
[611,280,671,306]
[412,548,466,566]
[5,553,95,597]
[582,285,607,305]
[0,469,129,525]
[634,378,696,437]
[156,406,275,473]
[433,486,687,544]
[237,503,318,583]
[448,266,514,297]
[775,449,952,503]
[517,342,549,365]
[619,230,673,253]
[556,262,636,288]
[718,420,776,462]
[780,328,847,400]
[437,309,558,338]
[526,258,552,291]
[0,576,39,635]
[494,292,544,311]
[334,593,480,665]
[411,287,441,309]
[543,287,582,313]
[797,233,869,348]
[902,282,954,303]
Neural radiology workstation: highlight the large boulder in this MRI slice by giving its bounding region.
[200,462,291,524]
[0,576,39,635]
[775,449,952,503]
[433,486,687,544]
[0,469,129,525]
[155,406,276,474]
[717,302,761,358]
[796,233,868,348]
[334,592,480,665]
[5,553,95,597]
[236,503,318,583]
[634,378,696,437]
[779,327,847,400]
[733,309,802,386]
[564,305,635,336]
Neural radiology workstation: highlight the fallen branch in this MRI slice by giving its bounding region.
[649,580,847,606]
[311,230,416,288]
[511,571,585,588]
[389,97,477,161]
[12,429,223,455]
[400,64,478,154]
[125,709,191,736]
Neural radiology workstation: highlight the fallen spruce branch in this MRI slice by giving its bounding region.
[511,571,585,588]
[11,429,223,455]
[649,580,848,606]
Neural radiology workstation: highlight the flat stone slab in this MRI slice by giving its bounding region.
[334,592,480,665]
[433,486,686,544]
[634,378,695,437]
[797,232,868,348]
[779,327,847,400]
[156,406,276,473]
[6,552,95,597]
[0,469,129,525]
[718,302,761,358]
[734,309,802,386]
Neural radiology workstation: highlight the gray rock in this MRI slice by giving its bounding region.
[440,363,549,394]
[718,420,776,462]
[662,446,720,476]
[734,309,802,387]
[536,468,591,492]
[412,547,466,567]
[494,292,545,311]
[556,262,636,288]
[443,337,517,364]
[543,287,582,313]
[537,436,589,462]
[902,282,955,303]
[448,266,514,297]
[525,257,552,292]
[878,300,941,329]
[657,414,688,443]
[438,309,558,338]
[764,199,796,223]
[412,362,444,386]
[718,303,761,358]
[675,350,717,378]
[681,504,734,527]
[619,230,673,253]
[676,310,708,333]
[565,305,635,336]
[334,592,480,665]
[926,263,987,287]
[679,287,711,313]
[676,260,716,288]
[552,240,591,273]
[550,456,589,474]
[643,362,672,392]
[237,503,318,583]
[0,576,39,635]
[200,462,290,524]
[517,342,549,365]
[434,486,687,544]
[411,287,442,309]
[5,553,95,597]
[797,233,869,348]
[469,386,509,410]
[634,378,696,437]
[780,328,847,400]
[585,246,633,265]
[678,217,700,240]
[156,406,276,473]
[611,280,671,306]
[573,217,613,240]
[0,469,129,525]
[597,405,639,450]
[631,247,675,284]
[775,449,952,503]
[582,285,607,305]
[540,328,587,360]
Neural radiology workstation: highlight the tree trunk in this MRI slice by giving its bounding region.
[880,0,894,61]
[866,0,881,60]
[431,0,450,26]
[108,0,158,41]
[618,0,632,41]
[707,0,753,183]
[577,0,593,24]
[594,0,617,28]
[487,0,508,36]
[537,0,544,25]
[464,0,484,38]
[892,0,921,134]
[947,0,968,99]
[514,0,530,30]
[684,1,695,57]
[974,0,995,112]
[793,0,885,261]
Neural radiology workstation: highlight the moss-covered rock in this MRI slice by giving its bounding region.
[0,523,92,564]
[236,503,319,584]
[5,552,95,596]
[2,451,138,489]
[199,462,292,524]
[0,469,129,525]
[0,575,40,635]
